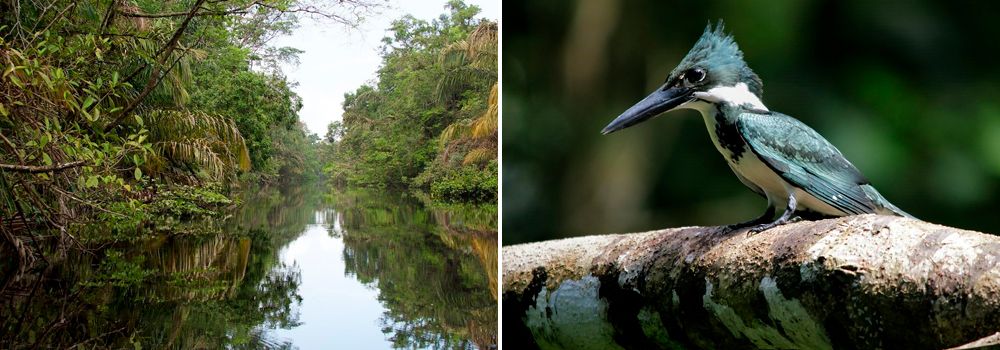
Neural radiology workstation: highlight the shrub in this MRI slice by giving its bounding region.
[429,161,497,202]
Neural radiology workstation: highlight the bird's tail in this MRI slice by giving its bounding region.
[861,184,915,219]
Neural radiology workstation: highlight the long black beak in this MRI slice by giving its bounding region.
[601,85,692,135]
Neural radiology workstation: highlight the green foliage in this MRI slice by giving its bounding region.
[325,1,497,196]
[428,161,498,202]
[81,249,154,289]
[266,123,324,180]
[0,0,324,259]
[151,183,233,219]
[188,44,303,174]
[83,183,233,243]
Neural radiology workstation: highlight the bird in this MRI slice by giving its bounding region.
[601,22,913,234]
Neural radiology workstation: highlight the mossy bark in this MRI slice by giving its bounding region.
[502,215,1000,350]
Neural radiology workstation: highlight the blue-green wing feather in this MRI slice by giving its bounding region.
[735,111,877,215]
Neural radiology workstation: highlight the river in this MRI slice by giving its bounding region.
[0,182,497,349]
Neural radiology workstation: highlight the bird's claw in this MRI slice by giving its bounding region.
[728,217,803,237]
[745,223,775,237]
[720,222,770,235]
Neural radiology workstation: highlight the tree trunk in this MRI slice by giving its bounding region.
[502,215,1000,350]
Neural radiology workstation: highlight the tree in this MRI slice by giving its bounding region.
[325,1,497,202]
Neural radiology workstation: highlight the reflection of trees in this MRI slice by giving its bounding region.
[132,183,316,348]
[0,184,498,349]
[0,183,314,349]
[330,189,497,349]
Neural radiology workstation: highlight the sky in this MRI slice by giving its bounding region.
[271,0,500,136]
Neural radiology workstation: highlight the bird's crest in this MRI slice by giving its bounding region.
[673,21,763,97]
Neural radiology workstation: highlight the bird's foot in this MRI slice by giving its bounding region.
[728,194,803,236]
[745,222,780,236]
[722,215,780,232]
[721,220,768,234]
[743,216,803,236]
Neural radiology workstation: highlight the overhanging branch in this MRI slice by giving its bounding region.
[0,161,86,173]
[503,215,1000,349]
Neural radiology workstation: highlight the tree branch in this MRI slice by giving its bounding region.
[117,8,246,19]
[103,0,207,133]
[503,215,1000,350]
[0,161,86,173]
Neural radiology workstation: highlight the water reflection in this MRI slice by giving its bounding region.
[0,183,497,349]
[328,190,498,349]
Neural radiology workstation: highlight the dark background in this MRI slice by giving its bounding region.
[503,0,1000,245]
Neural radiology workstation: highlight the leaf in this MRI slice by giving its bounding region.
[42,153,52,166]
[40,72,52,89]
[86,176,99,188]
[134,167,142,181]
[9,74,23,88]
[82,96,95,110]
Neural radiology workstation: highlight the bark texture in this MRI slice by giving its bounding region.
[502,215,1000,350]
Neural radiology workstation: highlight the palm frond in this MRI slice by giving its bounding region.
[140,109,251,180]
[470,83,498,140]
[464,22,498,71]
[435,21,498,102]
[155,139,226,179]
[467,22,499,53]
[439,122,468,147]
[462,148,494,165]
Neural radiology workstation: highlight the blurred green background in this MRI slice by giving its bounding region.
[503,0,1000,245]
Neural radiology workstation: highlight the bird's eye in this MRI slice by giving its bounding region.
[685,68,706,84]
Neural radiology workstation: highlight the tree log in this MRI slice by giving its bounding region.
[502,215,1000,350]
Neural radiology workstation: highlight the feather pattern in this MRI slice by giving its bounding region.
[733,109,910,217]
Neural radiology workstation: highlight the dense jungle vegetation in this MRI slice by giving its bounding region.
[0,0,365,283]
[324,2,498,202]
[0,0,497,347]
[0,0,496,272]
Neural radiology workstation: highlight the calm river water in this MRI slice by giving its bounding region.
[0,183,497,349]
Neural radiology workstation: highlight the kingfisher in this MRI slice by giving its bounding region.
[601,22,913,233]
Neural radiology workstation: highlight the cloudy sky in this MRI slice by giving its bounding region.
[271,0,500,136]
